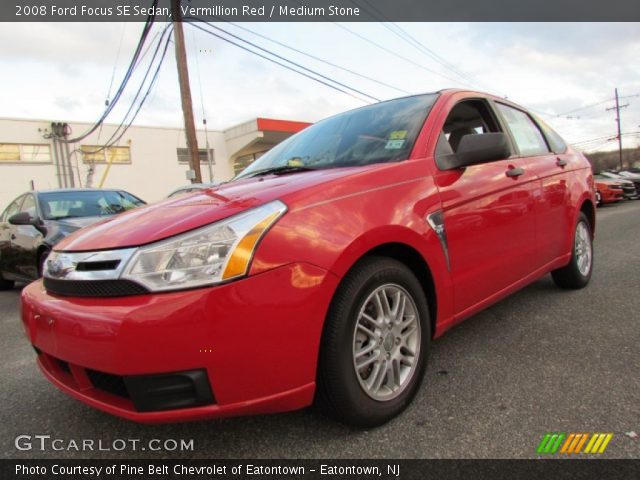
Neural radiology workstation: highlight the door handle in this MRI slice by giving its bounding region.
[10,234,16,240]
[506,167,525,178]
[556,157,568,167]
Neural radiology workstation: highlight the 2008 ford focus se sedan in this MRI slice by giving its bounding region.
[21,89,595,427]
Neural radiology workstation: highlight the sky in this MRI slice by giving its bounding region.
[0,21,638,152]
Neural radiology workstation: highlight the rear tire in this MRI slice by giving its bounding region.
[551,212,593,289]
[316,257,430,428]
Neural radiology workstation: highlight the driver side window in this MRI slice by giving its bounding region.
[20,195,36,219]
[442,100,502,153]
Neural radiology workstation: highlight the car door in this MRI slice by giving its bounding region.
[494,102,571,266]
[0,195,25,279]
[9,193,43,280]
[432,96,539,318]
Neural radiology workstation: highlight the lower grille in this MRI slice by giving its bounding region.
[41,351,215,412]
[125,370,215,412]
[58,359,71,374]
[86,369,129,398]
[44,278,149,297]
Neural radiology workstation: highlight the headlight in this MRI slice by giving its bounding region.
[121,200,287,292]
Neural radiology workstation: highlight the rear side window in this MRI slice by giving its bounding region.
[533,116,568,154]
[496,103,550,156]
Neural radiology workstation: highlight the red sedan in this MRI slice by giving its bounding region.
[21,90,595,427]
[594,177,625,206]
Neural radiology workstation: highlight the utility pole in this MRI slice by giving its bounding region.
[171,0,202,183]
[606,88,628,170]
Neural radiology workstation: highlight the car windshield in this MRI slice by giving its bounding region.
[235,94,437,179]
[39,191,145,220]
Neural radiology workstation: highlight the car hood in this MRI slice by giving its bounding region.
[55,167,374,252]
[51,216,112,230]
[596,178,630,186]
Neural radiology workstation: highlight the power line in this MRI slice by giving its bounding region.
[61,0,159,143]
[97,22,128,146]
[579,139,617,152]
[105,22,128,105]
[332,23,470,87]
[571,134,618,146]
[226,22,412,95]
[554,93,639,117]
[351,0,481,89]
[82,25,173,156]
[186,20,377,104]
[190,20,380,102]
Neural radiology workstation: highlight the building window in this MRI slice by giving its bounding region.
[234,151,266,175]
[0,143,52,163]
[81,145,131,164]
[177,148,214,164]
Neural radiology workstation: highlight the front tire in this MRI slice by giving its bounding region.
[316,257,430,427]
[551,212,593,289]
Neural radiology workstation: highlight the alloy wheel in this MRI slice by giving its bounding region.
[352,284,421,401]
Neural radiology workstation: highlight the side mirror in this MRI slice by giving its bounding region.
[8,212,38,226]
[437,132,511,170]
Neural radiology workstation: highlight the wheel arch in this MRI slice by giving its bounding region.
[579,198,596,235]
[328,229,444,340]
[36,243,51,276]
[361,243,437,339]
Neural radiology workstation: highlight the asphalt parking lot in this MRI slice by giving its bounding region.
[1,201,639,460]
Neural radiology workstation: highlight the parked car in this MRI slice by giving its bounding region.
[167,182,219,198]
[593,177,625,206]
[597,171,639,200]
[0,189,145,288]
[22,90,595,427]
[612,170,640,194]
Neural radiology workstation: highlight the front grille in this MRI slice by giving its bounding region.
[75,260,120,271]
[44,278,149,297]
[86,369,129,398]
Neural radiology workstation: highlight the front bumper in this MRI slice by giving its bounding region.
[21,263,339,423]
[601,189,624,203]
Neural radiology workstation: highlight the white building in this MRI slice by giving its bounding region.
[0,116,310,207]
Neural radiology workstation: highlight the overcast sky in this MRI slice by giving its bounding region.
[0,21,638,152]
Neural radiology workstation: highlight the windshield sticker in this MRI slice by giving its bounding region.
[389,130,408,140]
[385,139,406,149]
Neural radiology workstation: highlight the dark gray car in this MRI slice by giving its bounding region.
[0,189,145,288]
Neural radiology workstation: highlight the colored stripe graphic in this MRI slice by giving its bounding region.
[539,433,613,454]
[584,433,613,454]
[537,433,565,454]
[561,433,586,453]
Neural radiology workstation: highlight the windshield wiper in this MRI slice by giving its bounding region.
[239,165,317,179]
